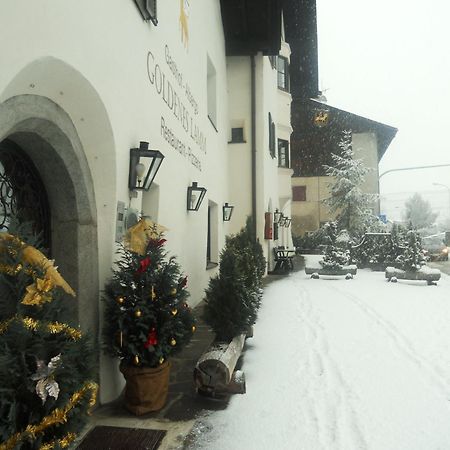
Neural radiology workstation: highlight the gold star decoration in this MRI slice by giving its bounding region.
[124,218,168,255]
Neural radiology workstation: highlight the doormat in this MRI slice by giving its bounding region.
[77,425,166,450]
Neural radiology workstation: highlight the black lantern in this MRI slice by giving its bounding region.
[187,182,207,211]
[223,203,234,221]
[284,217,292,227]
[273,209,282,224]
[129,141,164,191]
[278,214,287,227]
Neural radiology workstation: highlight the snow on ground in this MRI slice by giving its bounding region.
[188,256,450,450]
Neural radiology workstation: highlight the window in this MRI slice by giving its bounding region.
[277,56,289,91]
[133,0,158,25]
[268,113,276,158]
[278,139,289,168]
[230,127,245,143]
[292,186,306,201]
[207,55,217,130]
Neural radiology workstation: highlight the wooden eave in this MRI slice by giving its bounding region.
[220,0,282,56]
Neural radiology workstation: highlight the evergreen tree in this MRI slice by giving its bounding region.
[323,130,378,238]
[103,223,195,369]
[203,218,266,342]
[226,217,265,295]
[403,193,438,230]
[0,221,97,450]
[320,221,350,271]
[386,223,407,265]
[394,225,426,271]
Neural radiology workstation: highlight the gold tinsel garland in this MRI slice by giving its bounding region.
[0,315,82,340]
[39,432,77,450]
[0,382,98,450]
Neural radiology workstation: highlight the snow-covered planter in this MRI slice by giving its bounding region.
[306,222,357,279]
[305,264,357,278]
[385,266,441,285]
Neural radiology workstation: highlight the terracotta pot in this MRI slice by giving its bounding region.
[120,361,171,415]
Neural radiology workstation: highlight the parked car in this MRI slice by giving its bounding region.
[422,234,449,261]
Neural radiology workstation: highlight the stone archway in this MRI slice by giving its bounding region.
[0,95,99,334]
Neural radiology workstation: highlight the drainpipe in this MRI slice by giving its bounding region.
[251,55,257,239]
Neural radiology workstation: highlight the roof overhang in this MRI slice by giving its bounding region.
[220,0,282,56]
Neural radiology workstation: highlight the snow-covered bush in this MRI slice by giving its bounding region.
[394,226,426,272]
[319,222,350,271]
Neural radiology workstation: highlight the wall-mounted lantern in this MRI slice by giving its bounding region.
[133,0,158,25]
[187,182,207,211]
[129,141,164,191]
[223,203,234,221]
[284,217,292,228]
[273,209,282,224]
[278,214,286,227]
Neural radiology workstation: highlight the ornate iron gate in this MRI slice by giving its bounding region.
[0,139,51,251]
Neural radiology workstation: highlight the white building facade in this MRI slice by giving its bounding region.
[0,0,292,402]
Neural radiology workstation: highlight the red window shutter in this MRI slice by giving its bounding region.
[264,212,273,239]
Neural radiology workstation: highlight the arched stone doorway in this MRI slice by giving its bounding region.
[0,95,99,334]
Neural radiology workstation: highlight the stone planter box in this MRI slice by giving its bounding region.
[305,264,357,279]
[385,266,441,285]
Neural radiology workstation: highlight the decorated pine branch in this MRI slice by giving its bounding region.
[0,223,97,450]
[103,219,195,369]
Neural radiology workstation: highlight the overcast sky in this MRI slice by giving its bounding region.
[316,0,450,206]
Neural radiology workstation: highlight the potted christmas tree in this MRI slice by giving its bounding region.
[103,218,195,415]
[0,221,97,450]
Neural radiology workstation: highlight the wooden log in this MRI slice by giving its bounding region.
[194,334,246,394]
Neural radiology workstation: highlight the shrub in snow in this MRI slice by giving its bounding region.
[394,226,426,272]
[320,222,351,271]
[350,224,410,269]
[203,218,266,342]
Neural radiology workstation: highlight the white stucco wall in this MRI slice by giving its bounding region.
[0,0,230,403]
[0,0,294,403]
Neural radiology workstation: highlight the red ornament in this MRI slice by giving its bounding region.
[137,256,151,274]
[144,327,158,348]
